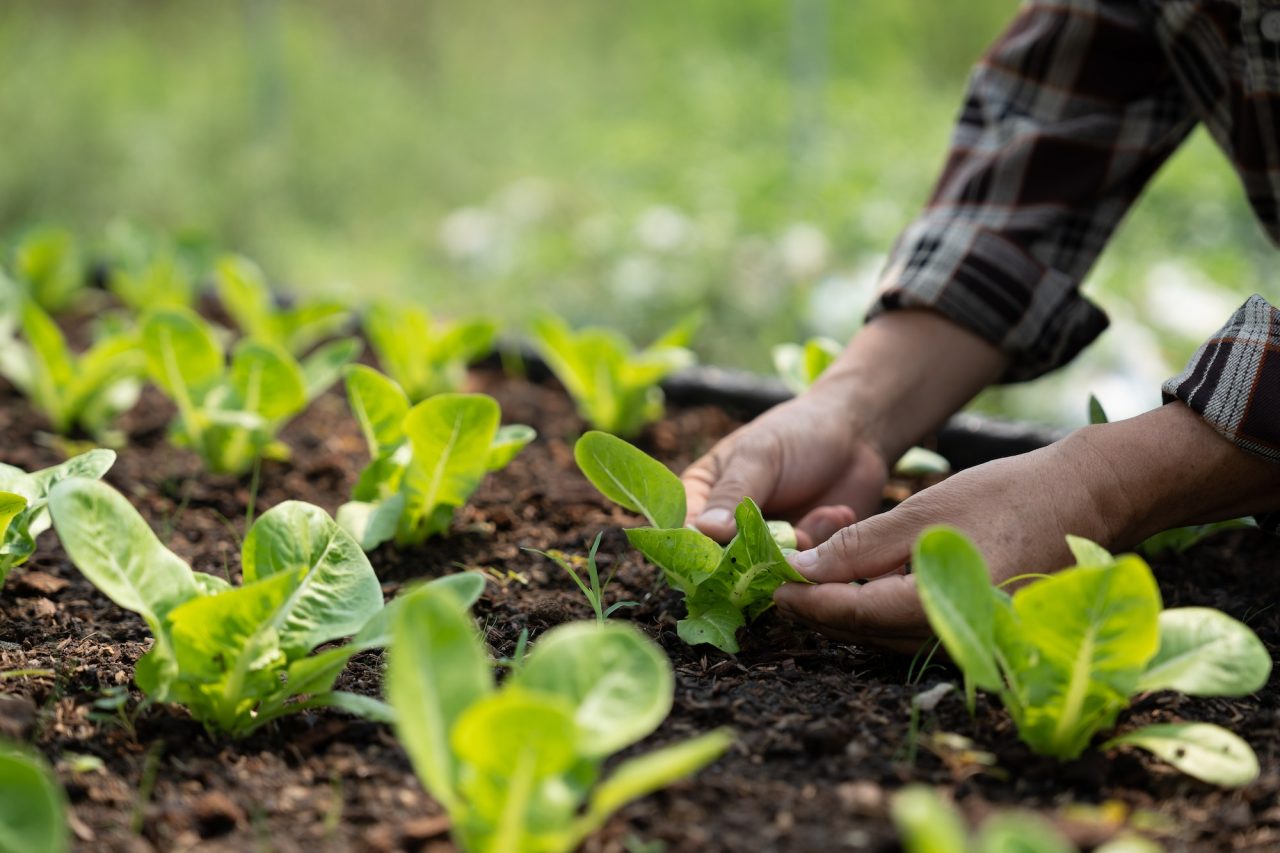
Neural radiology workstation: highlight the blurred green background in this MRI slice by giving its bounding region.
[0,0,1271,425]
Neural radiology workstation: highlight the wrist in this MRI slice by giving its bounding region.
[1075,402,1280,547]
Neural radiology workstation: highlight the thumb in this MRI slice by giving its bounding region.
[785,510,918,583]
[682,438,780,542]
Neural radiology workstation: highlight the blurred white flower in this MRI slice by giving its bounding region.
[1142,261,1241,341]
[805,254,885,339]
[778,222,829,281]
[611,254,663,302]
[496,177,555,225]
[439,207,500,262]
[635,205,692,253]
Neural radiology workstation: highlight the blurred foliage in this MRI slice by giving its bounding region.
[0,0,1269,424]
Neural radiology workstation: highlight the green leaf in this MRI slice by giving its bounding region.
[574,431,686,529]
[975,812,1074,853]
[0,493,27,544]
[0,742,68,853]
[1138,607,1271,696]
[13,226,82,313]
[890,785,970,853]
[514,621,673,757]
[914,526,1003,694]
[344,364,410,456]
[240,501,383,655]
[894,447,951,477]
[1010,556,1161,758]
[215,254,273,341]
[299,337,362,400]
[574,729,732,844]
[676,598,745,654]
[400,393,502,542]
[48,479,198,638]
[141,308,224,402]
[1104,723,1259,787]
[1088,394,1109,425]
[336,495,406,551]
[625,527,722,595]
[1066,535,1114,568]
[228,340,307,421]
[386,581,494,811]
[452,689,580,780]
[487,424,536,471]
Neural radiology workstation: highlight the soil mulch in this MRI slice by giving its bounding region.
[2,367,1279,852]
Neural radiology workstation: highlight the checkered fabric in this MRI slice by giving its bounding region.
[868,0,1280,475]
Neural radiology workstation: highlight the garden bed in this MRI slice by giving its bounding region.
[1,369,1278,852]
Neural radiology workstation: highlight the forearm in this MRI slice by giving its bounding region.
[1077,401,1280,547]
[808,309,1009,464]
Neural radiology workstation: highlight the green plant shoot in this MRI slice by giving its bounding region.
[364,301,496,402]
[214,254,350,356]
[913,526,1270,785]
[49,479,403,737]
[0,298,144,440]
[9,227,84,313]
[0,449,114,591]
[891,784,1078,853]
[0,739,69,853]
[386,580,732,853]
[527,531,639,624]
[530,313,697,438]
[337,365,535,549]
[772,336,841,395]
[574,431,805,654]
[140,307,360,475]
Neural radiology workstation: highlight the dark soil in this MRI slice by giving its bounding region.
[2,368,1279,852]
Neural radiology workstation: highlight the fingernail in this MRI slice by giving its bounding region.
[697,508,732,528]
[787,549,817,569]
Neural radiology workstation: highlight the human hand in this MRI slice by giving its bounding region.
[680,393,887,549]
[773,402,1280,653]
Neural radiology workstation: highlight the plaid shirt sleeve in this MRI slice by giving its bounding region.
[867,1,1197,382]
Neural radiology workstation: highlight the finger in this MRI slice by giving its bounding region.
[794,505,857,550]
[773,575,929,653]
[683,437,780,542]
[785,509,919,583]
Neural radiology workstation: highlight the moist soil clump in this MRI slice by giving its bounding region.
[1,370,1278,852]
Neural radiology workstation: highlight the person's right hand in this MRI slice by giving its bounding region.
[681,392,887,548]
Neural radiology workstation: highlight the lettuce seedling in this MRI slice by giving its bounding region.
[107,249,197,312]
[530,313,697,438]
[913,526,1270,785]
[9,226,85,313]
[386,580,732,853]
[0,449,115,591]
[364,301,496,402]
[574,431,805,653]
[772,335,841,396]
[215,254,350,356]
[48,479,406,737]
[0,739,69,853]
[140,307,361,475]
[337,365,535,549]
[0,298,144,441]
[892,785,1086,853]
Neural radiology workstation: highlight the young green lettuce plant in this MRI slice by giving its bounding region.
[913,526,1271,786]
[337,365,535,549]
[0,450,115,591]
[573,431,805,654]
[0,739,69,853]
[141,307,361,475]
[0,298,144,441]
[9,226,85,313]
[48,479,401,737]
[386,578,732,853]
[364,301,496,402]
[214,254,350,356]
[529,313,697,438]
